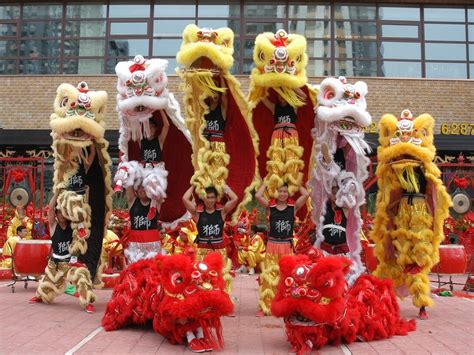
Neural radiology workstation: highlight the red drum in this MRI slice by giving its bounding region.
[432,245,467,274]
[13,240,51,276]
[364,244,379,273]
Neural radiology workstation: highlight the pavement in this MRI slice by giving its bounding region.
[0,273,473,355]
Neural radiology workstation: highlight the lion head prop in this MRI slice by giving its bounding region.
[102,252,233,349]
[50,81,112,281]
[371,110,451,310]
[272,254,416,354]
[177,24,258,220]
[310,76,372,284]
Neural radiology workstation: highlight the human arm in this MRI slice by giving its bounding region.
[261,96,275,114]
[294,87,307,100]
[84,143,96,172]
[220,76,228,120]
[182,186,197,217]
[158,110,170,150]
[294,186,310,213]
[126,186,136,207]
[255,184,269,208]
[222,185,238,218]
[48,193,59,230]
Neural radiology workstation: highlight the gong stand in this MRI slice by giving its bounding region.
[0,157,45,244]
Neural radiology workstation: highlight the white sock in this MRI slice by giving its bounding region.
[196,327,204,339]
[186,331,196,343]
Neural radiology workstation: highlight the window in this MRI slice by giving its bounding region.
[0,2,473,77]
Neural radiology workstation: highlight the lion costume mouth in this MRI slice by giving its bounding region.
[288,313,317,326]
[62,129,92,142]
[389,154,421,166]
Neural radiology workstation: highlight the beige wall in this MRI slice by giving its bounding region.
[0,75,473,134]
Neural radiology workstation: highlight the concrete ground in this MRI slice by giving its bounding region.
[0,274,473,355]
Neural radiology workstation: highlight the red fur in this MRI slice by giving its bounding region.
[272,255,416,354]
[102,252,233,348]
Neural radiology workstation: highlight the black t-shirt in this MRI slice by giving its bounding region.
[322,201,347,246]
[140,137,162,163]
[68,163,87,194]
[269,205,295,242]
[51,222,73,257]
[197,209,224,244]
[204,105,226,140]
[130,199,158,231]
[274,103,297,125]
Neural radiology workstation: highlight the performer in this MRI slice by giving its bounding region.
[177,25,258,219]
[1,225,27,268]
[50,81,112,283]
[29,194,96,313]
[124,184,162,264]
[139,115,169,220]
[237,224,266,275]
[249,29,315,203]
[7,206,32,240]
[114,55,193,230]
[261,89,307,197]
[371,109,451,319]
[310,76,372,285]
[182,185,238,295]
[255,183,309,316]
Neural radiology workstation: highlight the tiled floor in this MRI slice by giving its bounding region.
[0,273,473,354]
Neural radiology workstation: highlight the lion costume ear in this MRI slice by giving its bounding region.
[413,113,435,148]
[279,255,302,278]
[378,114,398,147]
[202,251,224,274]
[317,77,344,107]
[53,83,77,117]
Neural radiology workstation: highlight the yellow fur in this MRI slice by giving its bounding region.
[177,25,259,221]
[371,112,452,309]
[50,83,112,266]
[248,30,316,198]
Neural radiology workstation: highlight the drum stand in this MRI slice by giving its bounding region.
[433,254,473,292]
[6,274,38,293]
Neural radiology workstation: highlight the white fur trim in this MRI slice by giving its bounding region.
[142,165,168,200]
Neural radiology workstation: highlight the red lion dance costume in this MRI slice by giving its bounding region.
[102,252,233,351]
[272,253,416,354]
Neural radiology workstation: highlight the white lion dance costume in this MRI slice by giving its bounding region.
[114,55,193,263]
[310,76,372,285]
[42,81,112,306]
[371,109,451,318]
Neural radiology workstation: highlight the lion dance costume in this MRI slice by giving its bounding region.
[40,81,112,306]
[176,25,258,294]
[176,25,258,213]
[249,29,316,199]
[310,76,372,284]
[371,109,451,318]
[272,253,416,354]
[113,55,193,262]
[250,29,315,315]
[103,252,233,351]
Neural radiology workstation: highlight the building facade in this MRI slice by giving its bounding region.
[0,1,473,159]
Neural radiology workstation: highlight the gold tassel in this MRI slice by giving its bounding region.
[394,165,420,193]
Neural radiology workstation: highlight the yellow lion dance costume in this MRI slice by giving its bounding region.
[50,81,112,282]
[371,109,451,319]
[176,24,258,214]
[249,29,316,199]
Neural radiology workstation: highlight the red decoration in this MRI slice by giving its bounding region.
[453,176,468,189]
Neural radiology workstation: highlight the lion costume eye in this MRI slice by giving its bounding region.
[171,272,183,286]
[323,88,335,100]
[60,97,68,107]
